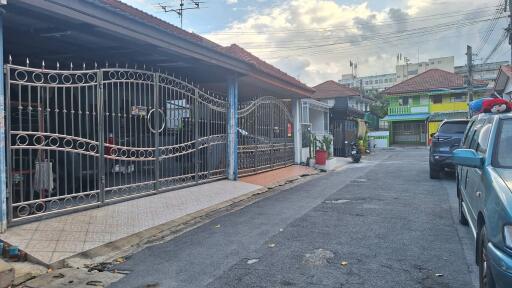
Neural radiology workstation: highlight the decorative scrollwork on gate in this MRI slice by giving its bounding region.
[6,64,228,223]
[237,96,294,176]
[158,74,228,112]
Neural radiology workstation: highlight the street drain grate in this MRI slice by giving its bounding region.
[324,199,350,204]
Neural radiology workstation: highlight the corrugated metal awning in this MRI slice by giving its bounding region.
[382,113,430,122]
[428,111,468,121]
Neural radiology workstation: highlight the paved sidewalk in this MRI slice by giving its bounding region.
[240,165,317,188]
[0,180,264,265]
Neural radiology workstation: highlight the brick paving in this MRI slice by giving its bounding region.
[240,165,317,188]
[0,180,263,264]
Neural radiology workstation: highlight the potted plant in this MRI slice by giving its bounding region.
[315,136,329,165]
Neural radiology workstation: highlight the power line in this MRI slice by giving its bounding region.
[483,30,508,62]
[475,0,505,55]
[261,26,484,60]
[243,16,504,53]
[208,5,500,36]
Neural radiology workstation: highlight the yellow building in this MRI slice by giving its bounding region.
[384,69,488,145]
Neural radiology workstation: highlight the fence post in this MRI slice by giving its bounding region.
[292,98,301,164]
[97,70,105,204]
[227,75,238,180]
[154,73,160,190]
[0,8,6,232]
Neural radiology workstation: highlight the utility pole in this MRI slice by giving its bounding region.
[507,0,512,63]
[466,45,474,103]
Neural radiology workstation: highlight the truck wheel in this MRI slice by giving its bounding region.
[479,227,496,288]
[429,164,441,179]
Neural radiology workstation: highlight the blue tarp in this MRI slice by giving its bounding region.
[382,113,430,122]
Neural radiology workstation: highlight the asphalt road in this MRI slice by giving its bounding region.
[111,148,477,288]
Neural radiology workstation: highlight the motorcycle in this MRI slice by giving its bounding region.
[349,141,361,163]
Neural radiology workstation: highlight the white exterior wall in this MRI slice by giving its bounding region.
[396,56,454,83]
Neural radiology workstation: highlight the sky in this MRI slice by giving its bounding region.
[122,0,509,86]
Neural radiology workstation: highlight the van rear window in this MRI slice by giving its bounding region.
[438,121,468,134]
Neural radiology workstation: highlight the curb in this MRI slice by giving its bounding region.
[0,259,14,288]
[50,186,268,269]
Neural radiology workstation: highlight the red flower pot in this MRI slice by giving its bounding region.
[315,150,328,165]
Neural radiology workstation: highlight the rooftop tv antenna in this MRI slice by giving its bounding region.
[157,0,205,29]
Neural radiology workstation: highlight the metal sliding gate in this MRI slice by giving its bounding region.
[5,64,228,223]
[237,96,294,176]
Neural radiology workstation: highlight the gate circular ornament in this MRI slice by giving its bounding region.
[89,193,98,202]
[17,205,30,217]
[76,141,86,151]
[62,74,73,85]
[63,138,74,149]
[33,202,46,214]
[48,73,59,84]
[15,70,28,82]
[33,135,46,146]
[49,199,60,211]
[147,108,165,133]
[109,71,117,80]
[75,74,85,84]
[89,143,98,153]
[32,72,44,84]
[16,134,29,146]
[76,195,87,205]
[63,197,74,208]
[49,136,60,147]
[87,73,96,83]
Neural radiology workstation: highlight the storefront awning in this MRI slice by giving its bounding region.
[382,113,430,122]
[428,111,468,121]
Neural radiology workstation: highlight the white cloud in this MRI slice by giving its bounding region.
[205,0,503,86]
[226,0,238,4]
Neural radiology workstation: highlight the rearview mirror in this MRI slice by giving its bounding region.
[453,149,484,169]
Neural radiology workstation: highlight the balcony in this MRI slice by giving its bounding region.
[388,105,429,115]
[430,102,468,113]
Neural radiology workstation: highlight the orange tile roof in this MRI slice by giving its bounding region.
[384,69,487,95]
[223,44,314,93]
[99,0,313,94]
[311,80,361,99]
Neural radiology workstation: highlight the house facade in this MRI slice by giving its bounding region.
[300,99,332,163]
[312,81,374,156]
[0,0,315,229]
[383,69,487,145]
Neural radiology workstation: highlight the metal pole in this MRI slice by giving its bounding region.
[97,70,105,204]
[227,75,238,180]
[509,0,512,64]
[466,45,474,103]
[0,9,6,232]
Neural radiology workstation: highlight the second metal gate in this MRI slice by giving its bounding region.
[6,64,228,223]
[237,96,294,176]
